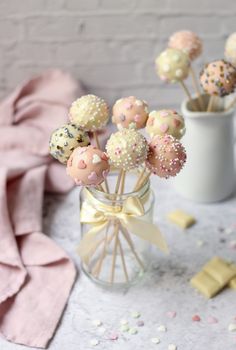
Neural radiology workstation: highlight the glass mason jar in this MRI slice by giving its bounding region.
[79,171,155,288]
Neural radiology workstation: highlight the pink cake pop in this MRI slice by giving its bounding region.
[66,145,110,186]
[146,135,186,178]
[112,96,149,129]
[168,30,202,61]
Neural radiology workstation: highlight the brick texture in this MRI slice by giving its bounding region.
[0,0,235,109]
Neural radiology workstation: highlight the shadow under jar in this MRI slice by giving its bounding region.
[79,171,155,288]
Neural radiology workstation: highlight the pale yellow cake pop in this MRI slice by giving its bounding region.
[49,123,90,164]
[146,109,185,140]
[112,96,149,129]
[225,33,236,67]
[106,128,148,171]
[69,94,109,131]
[155,48,190,83]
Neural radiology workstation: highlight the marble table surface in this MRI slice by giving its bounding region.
[1,177,236,350]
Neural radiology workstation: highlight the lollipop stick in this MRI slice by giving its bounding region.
[117,236,129,282]
[120,170,126,194]
[93,131,109,193]
[135,170,151,191]
[225,96,236,111]
[179,80,198,111]
[110,222,119,283]
[134,167,146,191]
[190,67,205,111]
[120,225,145,270]
[207,96,215,112]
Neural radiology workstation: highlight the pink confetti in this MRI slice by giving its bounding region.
[108,332,119,341]
[192,315,201,322]
[207,316,218,324]
[137,320,144,327]
[167,311,176,319]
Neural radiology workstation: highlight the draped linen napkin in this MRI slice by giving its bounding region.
[0,70,82,348]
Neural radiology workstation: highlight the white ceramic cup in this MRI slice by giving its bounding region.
[173,95,236,203]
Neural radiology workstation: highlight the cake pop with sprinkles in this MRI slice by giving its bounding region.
[225,33,236,68]
[66,145,110,186]
[155,48,190,83]
[112,96,149,129]
[146,109,185,140]
[168,30,202,61]
[200,60,236,97]
[106,128,148,171]
[69,94,109,131]
[49,123,90,164]
[146,135,186,178]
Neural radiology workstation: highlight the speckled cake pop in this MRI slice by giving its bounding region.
[112,96,149,129]
[69,94,109,131]
[225,33,236,67]
[146,109,185,140]
[155,48,190,83]
[49,123,90,164]
[168,31,202,61]
[66,146,110,186]
[200,60,236,97]
[106,128,148,170]
[146,135,186,178]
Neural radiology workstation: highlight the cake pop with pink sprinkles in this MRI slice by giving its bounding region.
[146,135,186,178]
[112,96,149,129]
[168,30,203,61]
[66,145,110,186]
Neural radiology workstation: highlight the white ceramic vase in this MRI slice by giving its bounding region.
[173,95,236,203]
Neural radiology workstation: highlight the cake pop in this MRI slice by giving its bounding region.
[106,128,148,171]
[49,123,90,164]
[69,94,109,131]
[146,135,186,178]
[168,31,202,61]
[146,110,185,140]
[200,60,236,97]
[155,48,190,83]
[112,96,149,129]
[66,145,110,186]
[225,33,236,68]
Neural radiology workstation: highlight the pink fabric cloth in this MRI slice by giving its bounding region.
[0,70,82,348]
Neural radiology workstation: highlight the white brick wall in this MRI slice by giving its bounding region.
[0,0,235,108]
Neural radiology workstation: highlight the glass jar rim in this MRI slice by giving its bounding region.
[86,170,150,205]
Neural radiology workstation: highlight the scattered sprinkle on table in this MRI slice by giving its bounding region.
[120,324,129,332]
[131,311,141,318]
[129,327,138,335]
[167,209,196,229]
[207,316,218,324]
[167,311,176,319]
[92,319,102,327]
[197,240,205,247]
[90,339,99,347]
[137,320,144,327]
[157,325,167,332]
[151,337,160,344]
[108,332,119,340]
[120,319,128,325]
[229,240,236,249]
[168,344,177,350]
[228,323,236,332]
[192,314,201,322]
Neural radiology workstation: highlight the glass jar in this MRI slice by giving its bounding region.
[79,171,155,288]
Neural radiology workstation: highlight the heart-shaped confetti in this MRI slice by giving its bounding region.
[160,123,169,133]
[173,118,181,127]
[134,114,141,122]
[88,171,98,182]
[92,154,101,164]
[78,159,86,169]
